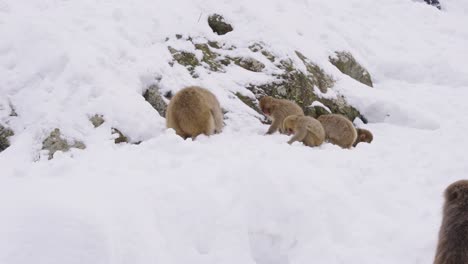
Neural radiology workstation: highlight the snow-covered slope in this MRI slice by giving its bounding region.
[1,0,468,263]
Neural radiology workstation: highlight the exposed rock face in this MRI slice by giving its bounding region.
[90,114,105,128]
[0,125,14,152]
[424,0,441,9]
[208,14,233,35]
[233,57,265,72]
[143,85,167,117]
[42,128,85,160]
[166,36,364,122]
[329,51,373,87]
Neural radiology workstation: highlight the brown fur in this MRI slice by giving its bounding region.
[353,128,373,147]
[259,96,304,134]
[317,114,357,149]
[434,180,468,264]
[283,115,325,147]
[166,86,223,139]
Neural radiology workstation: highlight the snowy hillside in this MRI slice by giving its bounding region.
[1,0,468,263]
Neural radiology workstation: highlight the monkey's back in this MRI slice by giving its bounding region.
[276,99,304,119]
[297,116,325,147]
[166,86,223,138]
[275,99,304,132]
[434,181,468,264]
[434,220,468,264]
[318,114,357,148]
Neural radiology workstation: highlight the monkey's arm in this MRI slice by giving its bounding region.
[287,129,307,145]
[266,119,281,135]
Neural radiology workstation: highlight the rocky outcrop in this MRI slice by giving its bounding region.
[0,125,14,152]
[166,36,364,122]
[208,14,233,35]
[42,128,85,160]
[329,51,373,87]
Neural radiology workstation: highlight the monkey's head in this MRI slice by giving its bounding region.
[357,128,373,144]
[444,180,468,210]
[283,115,300,135]
[259,96,277,116]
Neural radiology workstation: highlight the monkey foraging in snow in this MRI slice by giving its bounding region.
[259,96,304,134]
[166,86,223,139]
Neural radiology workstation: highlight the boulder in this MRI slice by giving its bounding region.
[0,125,14,152]
[329,51,373,87]
[143,85,167,117]
[208,14,233,35]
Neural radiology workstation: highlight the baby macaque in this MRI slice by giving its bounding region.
[283,115,325,147]
[434,180,468,264]
[353,128,373,147]
[166,86,223,139]
[259,96,304,134]
[317,114,357,149]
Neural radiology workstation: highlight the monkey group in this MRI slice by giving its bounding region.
[165,86,373,148]
[167,87,468,262]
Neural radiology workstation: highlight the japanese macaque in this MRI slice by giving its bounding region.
[353,128,373,147]
[259,96,304,134]
[434,180,468,264]
[317,114,357,149]
[166,86,223,139]
[283,115,325,147]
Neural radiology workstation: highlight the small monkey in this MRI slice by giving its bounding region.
[166,86,223,139]
[317,114,357,149]
[283,115,325,147]
[434,180,468,264]
[353,128,373,147]
[259,96,304,134]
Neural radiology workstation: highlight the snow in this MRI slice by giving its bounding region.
[1,0,468,263]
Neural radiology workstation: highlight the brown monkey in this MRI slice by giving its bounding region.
[317,114,357,149]
[434,180,468,264]
[353,128,373,147]
[283,115,325,147]
[259,96,304,134]
[166,86,223,139]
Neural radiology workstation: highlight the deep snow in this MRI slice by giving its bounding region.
[1,0,468,263]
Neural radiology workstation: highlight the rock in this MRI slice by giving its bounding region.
[90,114,105,127]
[168,46,200,77]
[233,57,265,72]
[143,85,167,117]
[329,51,373,87]
[235,93,262,114]
[424,0,441,9]
[249,43,275,62]
[42,128,85,160]
[208,14,233,35]
[112,128,128,144]
[0,125,14,152]
[194,43,224,72]
[295,51,335,93]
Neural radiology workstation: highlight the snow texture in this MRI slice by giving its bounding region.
[1,0,468,263]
